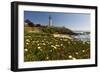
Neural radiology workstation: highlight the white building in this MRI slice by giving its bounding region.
[48,15,52,26]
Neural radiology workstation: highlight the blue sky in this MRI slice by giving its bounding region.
[24,11,90,31]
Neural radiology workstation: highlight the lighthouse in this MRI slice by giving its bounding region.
[48,15,52,27]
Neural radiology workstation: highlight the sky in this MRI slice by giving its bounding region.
[24,11,90,31]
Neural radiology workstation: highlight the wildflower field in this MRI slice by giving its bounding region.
[24,32,90,62]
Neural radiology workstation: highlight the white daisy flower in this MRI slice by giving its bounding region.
[51,45,57,49]
[82,50,85,52]
[51,45,53,47]
[38,46,41,49]
[26,39,30,42]
[46,56,49,59]
[54,47,57,49]
[68,55,72,58]
[43,43,46,45]
[87,42,90,44]
[32,41,35,43]
[40,49,43,51]
[36,41,39,43]
[42,40,44,42]
[75,52,79,55]
[60,39,63,40]
[61,44,63,46]
[37,44,40,46]
[24,49,28,52]
[72,57,76,60]
[55,45,59,47]
[48,42,52,44]
[26,43,29,45]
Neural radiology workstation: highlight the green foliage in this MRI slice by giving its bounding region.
[24,32,90,62]
[40,26,75,34]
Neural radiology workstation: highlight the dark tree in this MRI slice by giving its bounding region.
[24,19,34,27]
[35,24,41,27]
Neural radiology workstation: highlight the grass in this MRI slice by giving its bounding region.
[24,32,90,62]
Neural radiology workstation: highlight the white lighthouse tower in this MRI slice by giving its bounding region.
[48,15,52,27]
